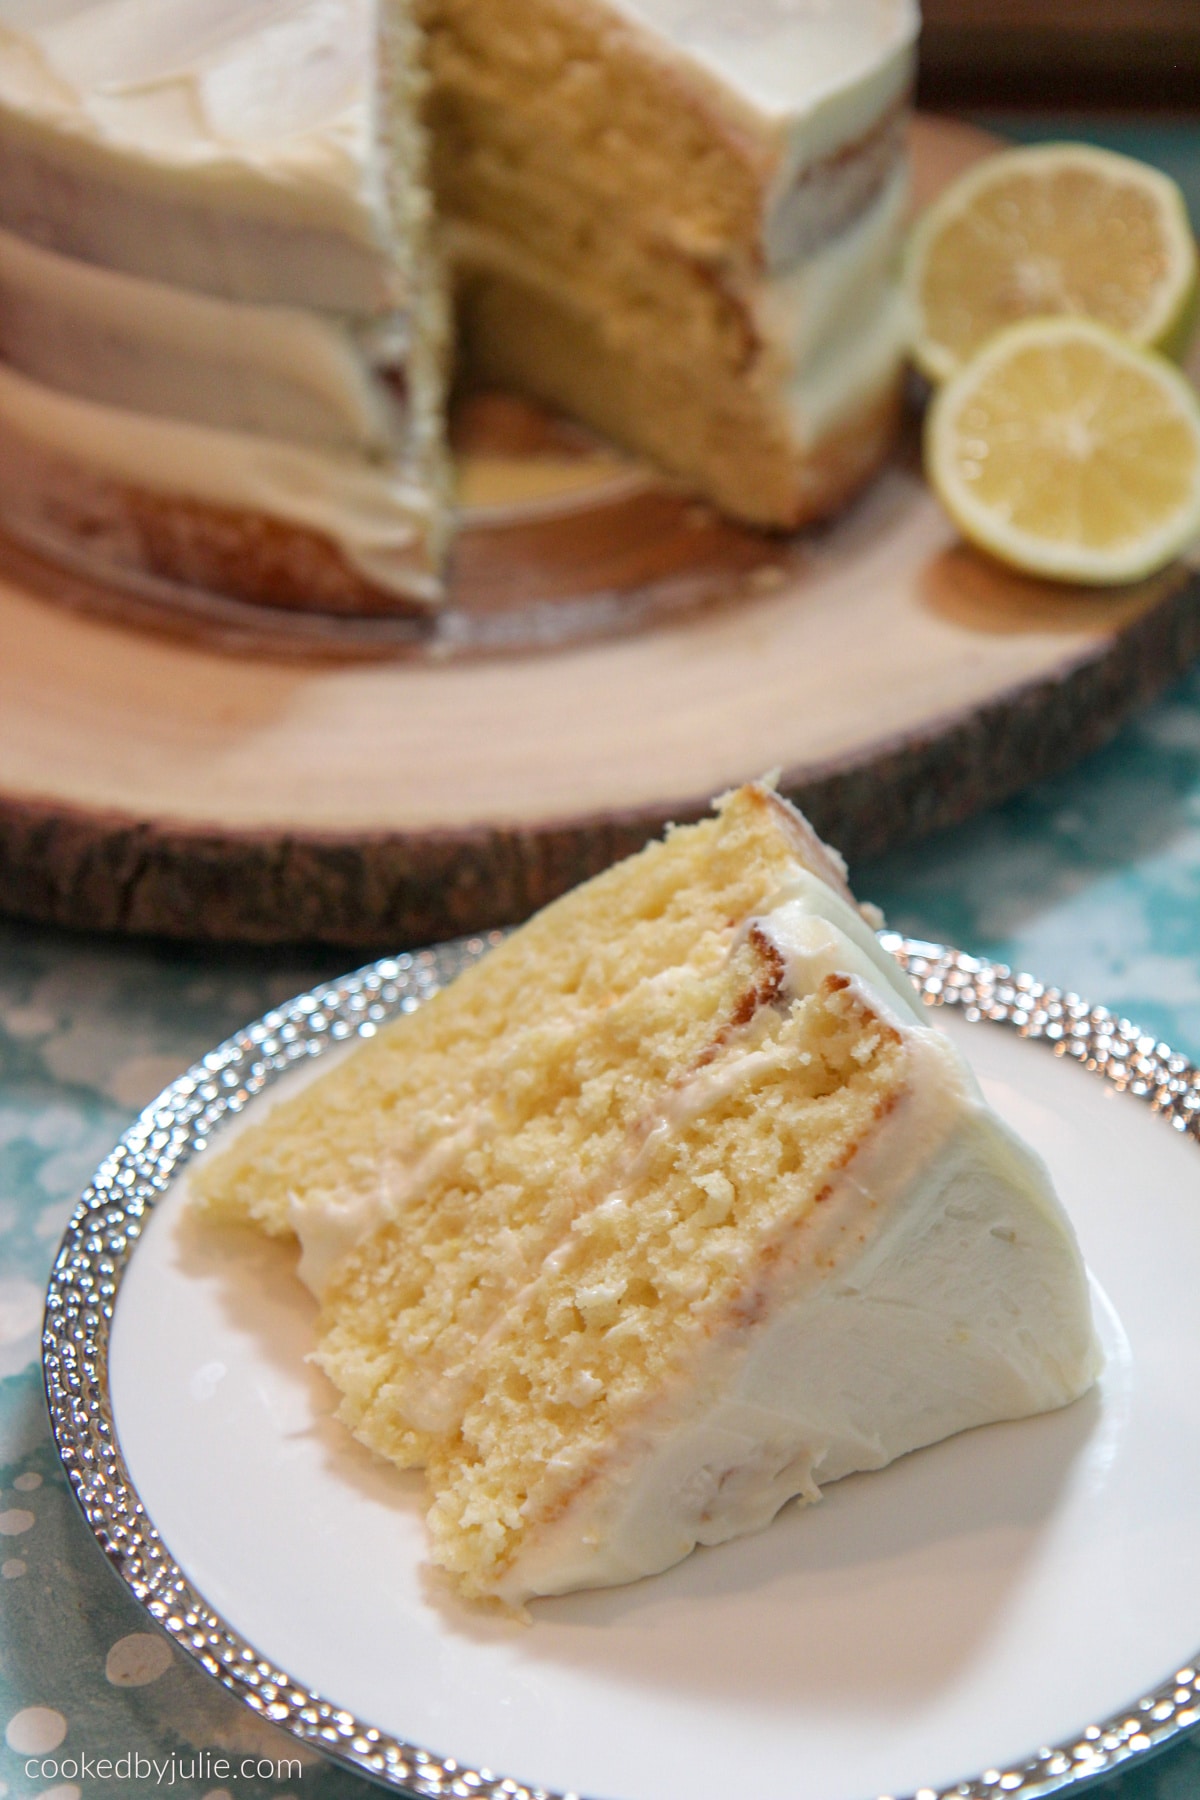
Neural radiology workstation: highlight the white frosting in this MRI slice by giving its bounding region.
[0,0,394,304]
[611,0,916,135]
[761,159,909,443]
[0,222,403,451]
[502,1033,1101,1600]
[25,0,367,158]
[289,1115,490,1299]
[747,865,928,1025]
[0,359,440,600]
[488,882,1100,1603]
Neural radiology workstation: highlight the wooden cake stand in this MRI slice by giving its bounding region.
[1,118,1198,948]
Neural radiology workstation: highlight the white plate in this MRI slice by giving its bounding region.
[46,938,1200,1800]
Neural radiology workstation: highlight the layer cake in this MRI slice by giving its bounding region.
[0,0,917,615]
[193,785,1101,1604]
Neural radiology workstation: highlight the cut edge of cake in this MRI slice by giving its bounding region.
[427,0,918,528]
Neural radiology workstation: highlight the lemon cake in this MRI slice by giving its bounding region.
[0,0,916,616]
[193,784,1101,1605]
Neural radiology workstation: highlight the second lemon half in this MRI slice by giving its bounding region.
[926,316,1200,586]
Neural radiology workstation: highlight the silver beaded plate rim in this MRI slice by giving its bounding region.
[42,931,1200,1800]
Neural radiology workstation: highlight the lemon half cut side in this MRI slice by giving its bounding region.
[926,316,1200,586]
[907,142,1199,386]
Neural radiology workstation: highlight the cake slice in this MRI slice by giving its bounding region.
[193,785,1100,1604]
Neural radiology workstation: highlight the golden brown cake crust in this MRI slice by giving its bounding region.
[0,432,437,617]
[116,489,433,618]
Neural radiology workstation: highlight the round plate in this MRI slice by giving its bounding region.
[3,118,1199,949]
[44,936,1200,1800]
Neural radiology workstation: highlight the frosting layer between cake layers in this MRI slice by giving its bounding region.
[0,0,448,611]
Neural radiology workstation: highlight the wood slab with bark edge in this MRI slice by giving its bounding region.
[0,117,1198,948]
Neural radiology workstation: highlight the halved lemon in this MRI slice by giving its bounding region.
[907,142,1199,385]
[926,316,1200,585]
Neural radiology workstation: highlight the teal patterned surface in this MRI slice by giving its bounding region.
[863,663,1200,1067]
[4,119,1200,1800]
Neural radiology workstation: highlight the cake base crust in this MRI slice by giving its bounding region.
[0,430,440,617]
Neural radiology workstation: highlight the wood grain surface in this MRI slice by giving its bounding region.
[1,117,1198,949]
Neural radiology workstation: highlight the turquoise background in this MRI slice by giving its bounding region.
[3,119,1200,1800]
